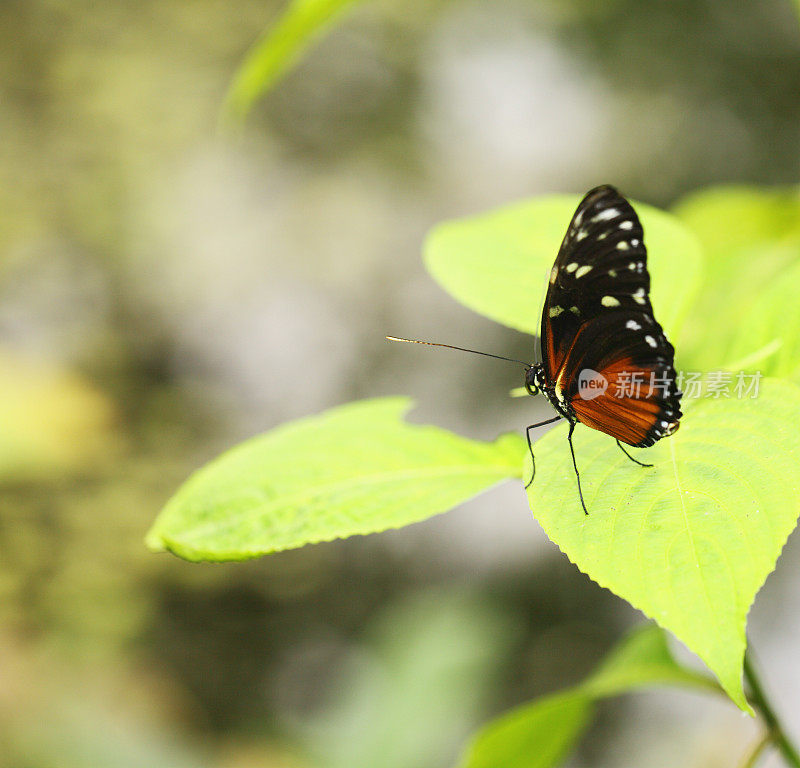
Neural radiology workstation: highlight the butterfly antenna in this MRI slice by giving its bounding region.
[386,336,531,369]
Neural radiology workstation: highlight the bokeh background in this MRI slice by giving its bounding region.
[3,0,800,766]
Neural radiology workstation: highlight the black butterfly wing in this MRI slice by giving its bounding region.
[541,185,651,375]
[540,185,682,446]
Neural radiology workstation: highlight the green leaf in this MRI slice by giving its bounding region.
[460,624,717,768]
[674,186,800,270]
[424,194,704,342]
[526,378,800,711]
[147,397,524,561]
[673,185,800,371]
[724,256,800,380]
[583,621,718,699]
[461,692,591,768]
[222,0,366,125]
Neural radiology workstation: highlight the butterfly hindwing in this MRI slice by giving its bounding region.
[562,311,681,446]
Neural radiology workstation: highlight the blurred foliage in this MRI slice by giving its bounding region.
[296,588,521,768]
[0,348,118,480]
[223,0,367,125]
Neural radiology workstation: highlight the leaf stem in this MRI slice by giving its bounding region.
[739,731,772,768]
[744,650,800,767]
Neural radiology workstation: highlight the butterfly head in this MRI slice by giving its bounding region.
[524,364,545,396]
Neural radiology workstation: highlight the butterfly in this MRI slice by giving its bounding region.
[522,185,682,513]
[387,185,682,515]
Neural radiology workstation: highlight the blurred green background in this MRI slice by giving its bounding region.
[3,1,800,766]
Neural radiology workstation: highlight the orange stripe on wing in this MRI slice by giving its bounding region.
[570,357,665,446]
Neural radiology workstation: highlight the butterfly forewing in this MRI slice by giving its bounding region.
[542,187,649,373]
[540,185,682,447]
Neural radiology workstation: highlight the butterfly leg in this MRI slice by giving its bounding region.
[567,420,589,515]
[524,415,563,489]
[615,439,654,468]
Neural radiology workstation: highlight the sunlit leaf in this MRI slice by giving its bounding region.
[147,397,524,561]
[0,349,116,481]
[724,257,800,379]
[673,185,800,371]
[460,625,717,768]
[222,0,366,124]
[526,378,800,710]
[674,186,800,269]
[424,194,703,343]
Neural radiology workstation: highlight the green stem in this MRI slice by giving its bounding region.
[739,731,772,768]
[744,651,800,767]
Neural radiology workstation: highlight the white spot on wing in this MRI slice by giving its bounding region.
[620,221,634,230]
[601,295,620,307]
[616,242,630,250]
[575,265,593,278]
[592,208,619,222]
[566,262,579,273]
[626,319,642,330]
[549,306,564,318]
[645,335,657,347]
[633,287,647,305]
[550,266,558,284]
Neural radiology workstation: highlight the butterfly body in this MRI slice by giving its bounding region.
[525,363,570,421]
